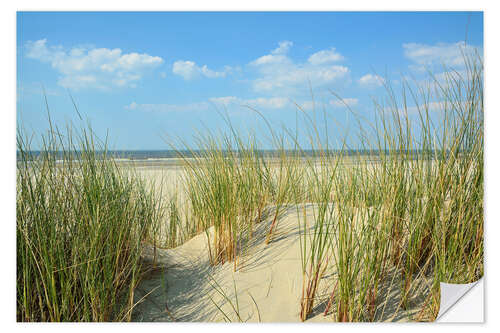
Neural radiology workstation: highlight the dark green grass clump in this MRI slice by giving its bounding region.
[16,125,161,321]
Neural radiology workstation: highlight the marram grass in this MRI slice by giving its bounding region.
[168,53,482,322]
[17,52,483,322]
[16,123,162,321]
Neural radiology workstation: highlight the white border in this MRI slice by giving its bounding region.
[3,2,497,332]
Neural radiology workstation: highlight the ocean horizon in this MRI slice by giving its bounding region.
[16,149,449,165]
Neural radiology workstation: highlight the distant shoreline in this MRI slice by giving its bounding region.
[17,149,449,163]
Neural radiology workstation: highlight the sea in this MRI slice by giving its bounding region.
[17,149,394,162]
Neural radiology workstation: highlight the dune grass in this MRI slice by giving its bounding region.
[17,51,482,322]
[297,52,483,321]
[164,53,482,322]
[170,109,307,270]
[16,122,162,321]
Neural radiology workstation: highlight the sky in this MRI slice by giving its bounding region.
[16,11,483,150]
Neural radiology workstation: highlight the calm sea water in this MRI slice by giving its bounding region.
[17,149,441,164]
[18,149,393,161]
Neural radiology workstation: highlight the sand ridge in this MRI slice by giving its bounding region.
[133,199,432,322]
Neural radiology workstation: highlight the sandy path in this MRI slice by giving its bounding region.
[132,202,431,322]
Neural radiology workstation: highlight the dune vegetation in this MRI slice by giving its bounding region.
[170,52,483,321]
[17,53,483,322]
[16,119,164,321]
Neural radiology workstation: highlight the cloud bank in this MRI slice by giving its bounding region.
[249,41,349,93]
[359,74,385,87]
[403,41,481,69]
[172,60,233,80]
[25,39,163,90]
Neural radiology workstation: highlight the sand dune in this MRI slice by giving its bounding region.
[133,197,432,322]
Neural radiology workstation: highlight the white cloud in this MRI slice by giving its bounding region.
[403,41,481,68]
[25,39,63,62]
[330,98,358,108]
[249,41,294,67]
[209,96,290,110]
[200,65,231,78]
[208,96,240,107]
[272,41,293,55]
[293,98,358,111]
[308,48,344,65]
[250,53,291,67]
[25,39,163,90]
[245,97,289,109]
[127,95,361,114]
[126,95,292,114]
[172,61,197,80]
[124,101,210,112]
[253,66,349,93]
[359,74,385,87]
[249,41,349,93]
[172,60,232,80]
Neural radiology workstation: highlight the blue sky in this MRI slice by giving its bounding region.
[17,12,483,150]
